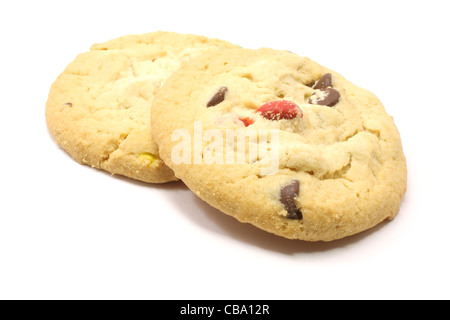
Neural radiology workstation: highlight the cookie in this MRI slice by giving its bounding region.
[46,31,236,183]
[151,48,407,241]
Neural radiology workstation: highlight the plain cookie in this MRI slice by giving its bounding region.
[46,31,235,183]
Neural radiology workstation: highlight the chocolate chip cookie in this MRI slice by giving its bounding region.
[46,31,235,183]
[151,47,407,241]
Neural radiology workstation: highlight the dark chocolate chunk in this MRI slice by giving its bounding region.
[313,73,333,90]
[207,86,228,107]
[63,102,73,107]
[280,180,302,220]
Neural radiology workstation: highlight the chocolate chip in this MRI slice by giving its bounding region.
[207,86,228,107]
[308,88,340,107]
[308,73,341,107]
[280,180,302,220]
[313,73,333,90]
[317,88,340,107]
[63,102,73,107]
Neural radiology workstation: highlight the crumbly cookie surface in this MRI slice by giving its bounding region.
[152,48,407,241]
[46,31,235,183]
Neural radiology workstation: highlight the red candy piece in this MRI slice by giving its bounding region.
[239,117,255,127]
[256,100,302,120]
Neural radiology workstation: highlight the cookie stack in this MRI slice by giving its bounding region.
[46,31,407,242]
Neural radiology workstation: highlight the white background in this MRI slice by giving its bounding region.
[0,0,449,300]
